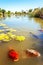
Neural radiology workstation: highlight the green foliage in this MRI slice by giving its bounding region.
[15,11,21,15]
[28,8,43,18]
[7,11,11,14]
[32,8,40,17]
[15,10,26,16]
[1,9,6,17]
[1,9,6,13]
[40,8,43,14]
[22,10,26,14]
[0,8,2,12]
[29,9,32,12]
[0,7,43,18]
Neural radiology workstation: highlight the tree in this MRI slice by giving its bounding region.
[22,10,26,14]
[15,11,18,14]
[40,8,43,14]
[32,8,40,17]
[15,11,21,15]
[29,9,32,12]
[7,11,11,14]
[1,9,6,17]
[0,8,2,15]
[0,8,1,12]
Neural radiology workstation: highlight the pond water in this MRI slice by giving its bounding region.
[0,15,43,65]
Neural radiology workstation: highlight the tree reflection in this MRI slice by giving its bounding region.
[34,18,43,29]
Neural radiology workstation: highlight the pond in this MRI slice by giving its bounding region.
[0,15,43,65]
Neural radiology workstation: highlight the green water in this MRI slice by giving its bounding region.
[0,15,43,65]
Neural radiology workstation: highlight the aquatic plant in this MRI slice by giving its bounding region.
[0,33,11,41]
[7,32,16,39]
[0,23,25,42]
[15,36,25,42]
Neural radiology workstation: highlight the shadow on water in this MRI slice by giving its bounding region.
[29,31,43,54]
[30,32,43,40]
[29,32,39,39]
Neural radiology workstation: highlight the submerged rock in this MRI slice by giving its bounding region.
[25,49,41,57]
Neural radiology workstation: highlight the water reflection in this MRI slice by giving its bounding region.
[8,15,11,18]
[34,18,43,29]
[27,15,33,20]
[0,16,7,22]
